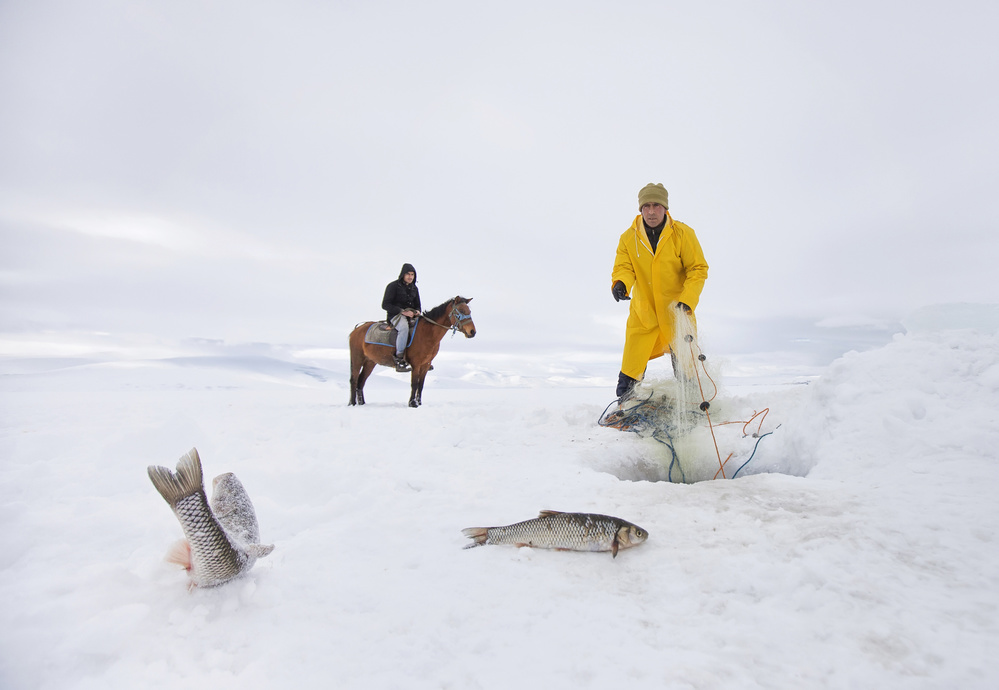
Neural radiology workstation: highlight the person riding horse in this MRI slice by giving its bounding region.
[349,295,475,407]
[382,263,421,372]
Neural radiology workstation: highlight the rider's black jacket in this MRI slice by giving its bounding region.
[382,263,421,321]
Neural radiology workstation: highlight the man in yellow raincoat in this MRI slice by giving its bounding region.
[611,183,708,399]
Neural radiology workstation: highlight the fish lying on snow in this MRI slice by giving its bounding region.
[148,448,274,588]
[462,510,648,558]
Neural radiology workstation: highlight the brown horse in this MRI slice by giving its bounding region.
[348,296,476,408]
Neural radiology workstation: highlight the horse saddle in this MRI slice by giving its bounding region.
[363,320,418,347]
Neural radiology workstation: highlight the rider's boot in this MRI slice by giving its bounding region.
[394,353,411,372]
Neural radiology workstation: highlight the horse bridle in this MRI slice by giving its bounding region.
[419,302,472,333]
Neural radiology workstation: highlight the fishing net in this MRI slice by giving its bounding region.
[598,304,776,483]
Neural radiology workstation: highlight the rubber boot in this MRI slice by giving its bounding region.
[394,354,411,372]
[616,372,638,400]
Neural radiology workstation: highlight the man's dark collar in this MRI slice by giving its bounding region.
[644,218,667,234]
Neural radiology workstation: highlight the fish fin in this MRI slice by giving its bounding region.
[147,448,204,506]
[461,527,489,548]
[537,510,564,518]
[165,539,192,570]
[245,543,275,558]
[611,536,619,558]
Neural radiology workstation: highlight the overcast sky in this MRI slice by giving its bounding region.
[2,1,997,353]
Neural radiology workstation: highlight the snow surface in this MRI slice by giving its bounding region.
[1,305,998,689]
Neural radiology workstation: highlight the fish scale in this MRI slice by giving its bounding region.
[173,492,246,585]
[462,511,648,557]
[488,514,618,550]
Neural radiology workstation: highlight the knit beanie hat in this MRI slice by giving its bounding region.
[638,183,669,210]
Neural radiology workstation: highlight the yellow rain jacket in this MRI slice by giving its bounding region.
[611,213,708,379]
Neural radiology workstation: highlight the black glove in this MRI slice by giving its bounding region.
[677,302,691,314]
[612,281,630,302]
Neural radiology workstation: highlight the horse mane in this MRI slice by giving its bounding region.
[424,296,469,321]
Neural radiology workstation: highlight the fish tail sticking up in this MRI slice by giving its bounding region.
[147,448,203,506]
[461,527,489,549]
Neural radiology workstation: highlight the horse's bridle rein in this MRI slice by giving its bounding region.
[418,301,472,334]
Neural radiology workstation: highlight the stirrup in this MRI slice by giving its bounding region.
[394,355,411,372]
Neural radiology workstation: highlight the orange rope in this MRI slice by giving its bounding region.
[716,409,771,437]
[744,408,769,437]
[669,329,776,481]
[687,336,726,479]
[686,335,771,479]
[713,452,735,480]
[703,407,726,479]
